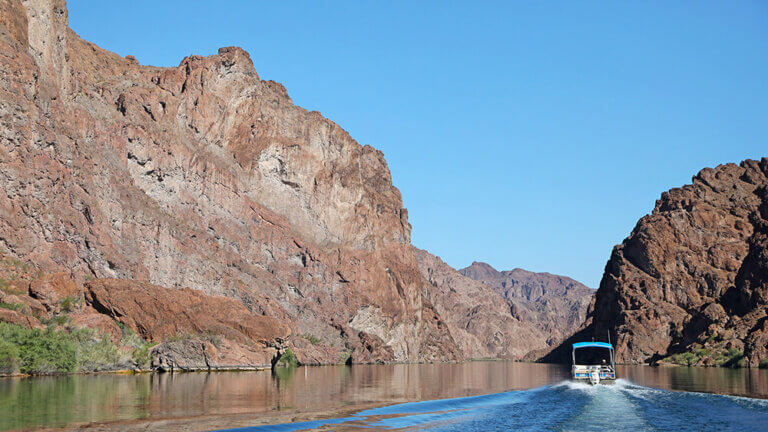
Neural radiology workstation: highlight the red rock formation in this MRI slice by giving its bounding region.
[0,308,42,328]
[0,0,461,364]
[0,0,598,365]
[85,279,289,345]
[548,159,768,366]
[459,262,594,347]
[28,273,80,312]
[85,279,291,369]
[0,251,292,369]
[415,249,550,359]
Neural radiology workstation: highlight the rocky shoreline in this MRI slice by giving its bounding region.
[2,356,757,381]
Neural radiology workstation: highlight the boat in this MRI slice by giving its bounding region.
[571,341,616,385]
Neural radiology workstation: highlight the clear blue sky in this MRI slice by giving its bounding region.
[68,1,768,287]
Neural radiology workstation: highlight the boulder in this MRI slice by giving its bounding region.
[28,273,81,312]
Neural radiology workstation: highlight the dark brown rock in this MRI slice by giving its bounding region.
[548,158,768,366]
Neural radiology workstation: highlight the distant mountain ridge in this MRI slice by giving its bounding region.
[459,261,594,347]
[414,250,550,359]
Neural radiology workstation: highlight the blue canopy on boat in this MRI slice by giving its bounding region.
[572,342,613,349]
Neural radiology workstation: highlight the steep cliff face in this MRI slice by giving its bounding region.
[415,249,549,359]
[0,0,459,364]
[551,159,768,366]
[0,0,600,365]
[459,262,594,347]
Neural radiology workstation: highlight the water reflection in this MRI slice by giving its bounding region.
[618,365,768,398]
[1,362,766,431]
[0,374,152,430]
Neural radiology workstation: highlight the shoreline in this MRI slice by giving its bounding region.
[2,359,762,380]
[0,365,276,379]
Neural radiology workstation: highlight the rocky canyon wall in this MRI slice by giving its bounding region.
[0,0,458,365]
[0,0,593,366]
[547,159,768,367]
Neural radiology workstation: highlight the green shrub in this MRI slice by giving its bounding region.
[70,328,120,371]
[276,349,297,367]
[59,296,78,312]
[21,333,77,373]
[712,351,728,365]
[0,339,19,373]
[120,325,155,368]
[131,343,154,368]
[679,352,698,366]
[0,322,127,374]
[724,348,745,368]
[0,323,78,374]
[41,314,69,327]
[0,302,23,312]
[301,334,321,345]
[759,358,768,369]
[665,351,699,366]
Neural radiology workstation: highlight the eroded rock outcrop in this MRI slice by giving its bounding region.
[415,249,550,359]
[548,159,768,366]
[85,278,290,369]
[459,262,594,347]
[0,254,290,371]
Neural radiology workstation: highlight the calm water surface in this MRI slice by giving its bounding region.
[1,362,767,431]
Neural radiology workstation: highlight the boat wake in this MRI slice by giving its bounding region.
[217,379,768,431]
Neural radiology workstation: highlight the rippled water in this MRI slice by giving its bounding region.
[1,362,767,431]
[223,380,768,432]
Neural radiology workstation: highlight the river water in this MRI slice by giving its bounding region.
[1,362,767,431]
